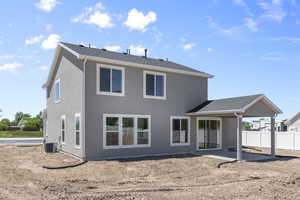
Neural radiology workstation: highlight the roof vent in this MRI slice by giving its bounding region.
[158,58,164,61]
[101,48,107,51]
[79,44,85,47]
[144,49,148,58]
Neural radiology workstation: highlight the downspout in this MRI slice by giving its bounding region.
[82,58,87,161]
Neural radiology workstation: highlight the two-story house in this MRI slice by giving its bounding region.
[43,42,282,161]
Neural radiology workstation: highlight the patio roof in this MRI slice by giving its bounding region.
[187,94,282,117]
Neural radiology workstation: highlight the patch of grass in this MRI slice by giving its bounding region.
[0,131,42,138]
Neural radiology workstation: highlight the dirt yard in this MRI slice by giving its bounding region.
[0,145,300,200]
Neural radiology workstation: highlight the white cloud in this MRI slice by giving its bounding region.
[0,62,23,72]
[129,45,146,55]
[232,0,253,16]
[25,35,44,45]
[45,24,52,31]
[207,48,215,52]
[35,0,58,12]
[124,8,157,32]
[258,1,287,23]
[270,37,300,43]
[206,16,238,35]
[41,34,61,50]
[104,45,121,51]
[244,18,258,32]
[39,66,49,70]
[71,2,113,28]
[0,54,15,59]
[183,43,195,50]
[84,11,114,28]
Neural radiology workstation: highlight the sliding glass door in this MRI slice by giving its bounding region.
[197,118,221,150]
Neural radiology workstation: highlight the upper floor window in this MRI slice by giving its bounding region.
[97,64,125,96]
[143,71,166,99]
[54,79,61,103]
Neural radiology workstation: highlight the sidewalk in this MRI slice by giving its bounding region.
[0,138,43,144]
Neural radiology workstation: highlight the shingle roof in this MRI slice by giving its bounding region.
[187,94,264,114]
[60,42,213,77]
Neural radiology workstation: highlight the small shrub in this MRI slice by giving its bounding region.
[0,122,8,131]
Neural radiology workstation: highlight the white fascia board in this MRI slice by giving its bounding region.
[42,46,62,89]
[186,109,243,116]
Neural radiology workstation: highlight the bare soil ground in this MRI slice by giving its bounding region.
[1,145,300,200]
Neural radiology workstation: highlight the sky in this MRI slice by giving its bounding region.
[0,0,299,120]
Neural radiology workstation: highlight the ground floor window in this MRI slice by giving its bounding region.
[103,114,151,149]
[170,116,190,146]
[61,115,66,144]
[75,113,81,148]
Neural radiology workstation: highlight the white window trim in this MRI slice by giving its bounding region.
[75,113,81,149]
[96,64,125,96]
[196,117,222,151]
[143,70,166,100]
[170,116,191,146]
[61,115,66,144]
[103,114,151,149]
[54,79,61,103]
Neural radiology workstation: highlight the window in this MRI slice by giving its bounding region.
[54,79,61,103]
[143,71,166,99]
[170,116,190,146]
[61,115,66,144]
[103,114,151,149]
[75,113,81,148]
[97,64,125,96]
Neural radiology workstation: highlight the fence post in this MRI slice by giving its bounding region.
[259,131,262,147]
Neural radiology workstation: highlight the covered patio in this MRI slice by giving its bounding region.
[187,94,282,161]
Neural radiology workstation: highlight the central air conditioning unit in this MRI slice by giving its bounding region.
[44,143,57,153]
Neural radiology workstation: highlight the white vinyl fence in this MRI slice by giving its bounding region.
[242,131,300,150]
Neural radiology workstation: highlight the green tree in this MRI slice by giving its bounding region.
[14,112,24,125]
[23,118,41,131]
[243,121,252,130]
[14,112,31,126]
[0,118,10,126]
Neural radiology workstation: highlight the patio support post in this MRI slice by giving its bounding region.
[270,116,276,158]
[235,113,243,161]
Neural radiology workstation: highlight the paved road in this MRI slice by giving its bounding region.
[0,138,43,144]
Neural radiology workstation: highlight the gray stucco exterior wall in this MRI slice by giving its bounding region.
[222,117,237,150]
[46,49,83,158]
[84,61,208,160]
[45,51,239,160]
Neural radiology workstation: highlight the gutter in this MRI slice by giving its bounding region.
[81,58,87,161]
